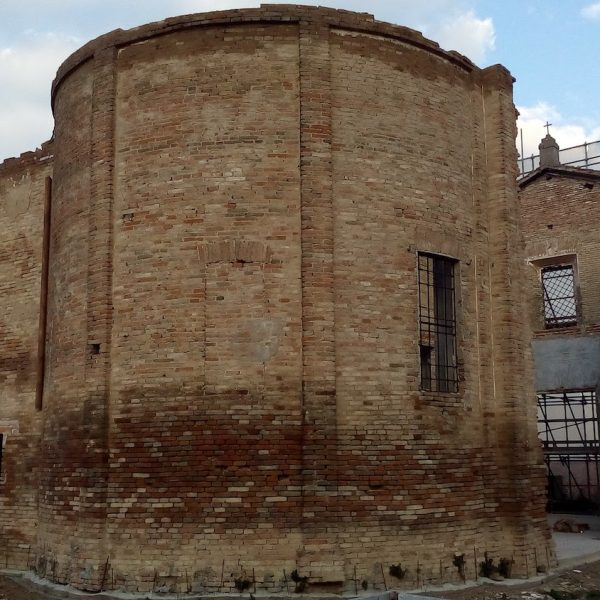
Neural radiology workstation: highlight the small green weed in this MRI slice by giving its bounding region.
[389,564,407,579]
[291,569,308,593]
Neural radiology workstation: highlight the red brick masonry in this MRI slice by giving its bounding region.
[0,5,550,594]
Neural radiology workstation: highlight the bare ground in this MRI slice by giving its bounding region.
[0,575,44,600]
[424,559,600,600]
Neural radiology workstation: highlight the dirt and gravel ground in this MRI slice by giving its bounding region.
[425,559,600,600]
[2,561,600,600]
[0,575,42,600]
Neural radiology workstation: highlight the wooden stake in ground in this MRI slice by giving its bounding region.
[283,569,289,592]
[99,557,110,592]
[220,559,225,591]
[380,563,388,590]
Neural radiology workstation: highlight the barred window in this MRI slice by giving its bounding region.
[542,264,577,328]
[418,253,458,393]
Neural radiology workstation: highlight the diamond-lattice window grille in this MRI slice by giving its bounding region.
[542,264,577,328]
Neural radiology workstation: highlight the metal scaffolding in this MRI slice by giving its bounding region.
[537,390,600,511]
[519,139,600,177]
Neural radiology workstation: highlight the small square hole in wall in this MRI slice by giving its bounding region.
[89,343,101,356]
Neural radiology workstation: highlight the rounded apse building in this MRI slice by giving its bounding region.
[1,4,550,594]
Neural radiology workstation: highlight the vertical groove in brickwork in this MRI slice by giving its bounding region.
[481,66,552,564]
[470,79,501,519]
[35,55,96,587]
[298,20,340,571]
[82,46,117,575]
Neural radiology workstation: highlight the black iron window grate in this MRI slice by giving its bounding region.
[542,265,577,328]
[418,253,458,393]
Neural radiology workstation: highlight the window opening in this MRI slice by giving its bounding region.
[537,390,600,511]
[418,253,458,393]
[541,264,577,328]
[0,434,3,482]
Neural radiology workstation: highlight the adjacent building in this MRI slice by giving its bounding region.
[520,135,600,511]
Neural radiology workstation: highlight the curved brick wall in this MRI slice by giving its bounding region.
[23,5,553,593]
[0,144,52,572]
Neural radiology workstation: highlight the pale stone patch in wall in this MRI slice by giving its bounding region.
[0,174,32,217]
[0,420,19,484]
[205,261,268,393]
[0,421,19,436]
[247,318,282,363]
[11,301,37,323]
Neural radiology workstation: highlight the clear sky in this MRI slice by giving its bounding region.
[1,0,599,161]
